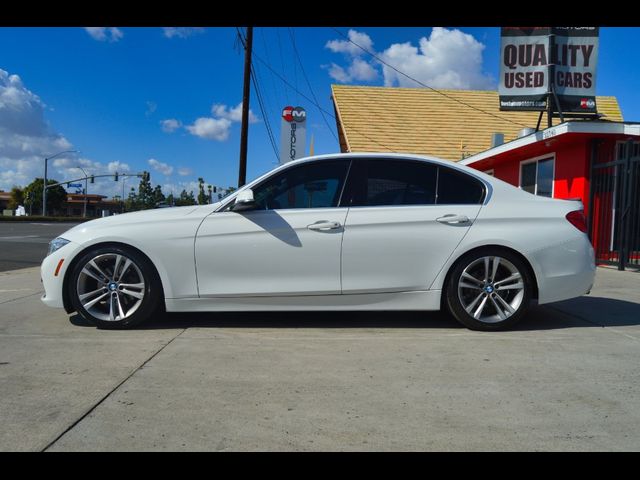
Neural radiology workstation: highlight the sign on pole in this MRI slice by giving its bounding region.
[279,106,307,164]
[498,27,599,113]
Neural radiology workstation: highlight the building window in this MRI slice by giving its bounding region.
[520,157,554,198]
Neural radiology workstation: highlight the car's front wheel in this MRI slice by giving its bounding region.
[68,245,162,329]
[445,249,533,331]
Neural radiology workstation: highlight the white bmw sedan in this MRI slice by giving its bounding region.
[41,153,595,331]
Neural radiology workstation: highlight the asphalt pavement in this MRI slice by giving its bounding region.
[0,222,81,272]
[1,264,639,451]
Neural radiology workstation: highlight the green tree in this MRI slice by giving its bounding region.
[124,186,139,212]
[8,186,24,210]
[137,171,155,210]
[23,178,67,215]
[152,184,165,206]
[175,189,196,206]
[197,177,207,205]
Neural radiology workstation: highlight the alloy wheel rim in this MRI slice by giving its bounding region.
[76,253,145,322]
[457,256,525,324]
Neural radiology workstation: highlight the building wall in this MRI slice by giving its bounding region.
[488,140,593,212]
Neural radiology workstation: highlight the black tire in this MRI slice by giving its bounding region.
[445,248,533,331]
[68,245,163,329]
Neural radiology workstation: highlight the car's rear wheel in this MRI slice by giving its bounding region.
[445,249,533,331]
[68,245,162,329]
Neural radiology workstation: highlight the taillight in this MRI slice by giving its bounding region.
[566,210,588,233]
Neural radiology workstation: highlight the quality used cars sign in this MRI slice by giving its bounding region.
[498,27,599,113]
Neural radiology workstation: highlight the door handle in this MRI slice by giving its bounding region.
[308,221,342,231]
[436,214,471,225]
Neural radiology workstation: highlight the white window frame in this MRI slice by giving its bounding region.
[519,153,556,198]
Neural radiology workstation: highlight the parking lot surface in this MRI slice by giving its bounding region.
[1,264,639,451]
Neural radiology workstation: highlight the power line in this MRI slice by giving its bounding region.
[259,28,286,110]
[254,43,464,155]
[288,27,340,144]
[251,66,280,163]
[252,50,397,153]
[329,27,529,129]
[275,28,293,102]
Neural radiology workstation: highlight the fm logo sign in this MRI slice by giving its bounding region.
[580,98,596,109]
[282,106,306,123]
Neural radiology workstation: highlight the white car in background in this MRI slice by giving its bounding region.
[41,153,595,331]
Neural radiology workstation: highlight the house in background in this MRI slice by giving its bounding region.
[63,193,120,217]
[0,191,11,214]
[331,85,639,270]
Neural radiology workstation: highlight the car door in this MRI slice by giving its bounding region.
[194,159,351,297]
[340,158,486,293]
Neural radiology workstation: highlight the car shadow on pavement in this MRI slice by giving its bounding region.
[68,296,640,331]
[515,296,640,331]
[70,310,462,330]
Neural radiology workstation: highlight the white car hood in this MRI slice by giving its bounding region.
[60,203,219,242]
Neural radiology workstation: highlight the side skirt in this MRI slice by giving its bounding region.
[165,290,442,312]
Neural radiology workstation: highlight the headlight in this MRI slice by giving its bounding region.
[48,237,70,257]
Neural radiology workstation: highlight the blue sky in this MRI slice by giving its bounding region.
[1,26,639,198]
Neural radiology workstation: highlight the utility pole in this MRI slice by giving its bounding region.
[238,26,253,188]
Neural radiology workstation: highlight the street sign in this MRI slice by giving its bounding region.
[68,183,82,188]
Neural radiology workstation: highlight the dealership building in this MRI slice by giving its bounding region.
[331,84,640,270]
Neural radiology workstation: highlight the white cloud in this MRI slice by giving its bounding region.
[325,29,374,57]
[324,27,494,90]
[177,167,193,176]
[184,102,258,142]
[160,118,181,133]
[324,30,378,84]
[148,158,174,176]
[327,58,378,83]
[107,161,131,174]
[211,103,259,124]
[0,68,138,198]
[186,117,232,141]
[163,27,205,39]
[84,27,124,43]
[380,27,494,90]
[0,69,75,189]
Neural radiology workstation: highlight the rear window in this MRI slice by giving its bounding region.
[342,158,485,206]
[436,167,485,205]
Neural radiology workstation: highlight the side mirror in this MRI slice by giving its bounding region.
[231,188,257,212]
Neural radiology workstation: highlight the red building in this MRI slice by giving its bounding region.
[330,86,637,269]
[460,121,640,270]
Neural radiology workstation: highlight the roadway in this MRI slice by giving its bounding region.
[0,222,81,272]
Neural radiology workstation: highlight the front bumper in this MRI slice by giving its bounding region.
[40,240,83,309]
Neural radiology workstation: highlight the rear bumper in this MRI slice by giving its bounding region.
[533,234,596,305]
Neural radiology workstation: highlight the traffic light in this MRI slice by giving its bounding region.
[114,172,119,181]
[90,175,94,184]
[213,186,217,193]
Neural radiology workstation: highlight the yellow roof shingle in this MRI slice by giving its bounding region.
[331,85,623,161]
